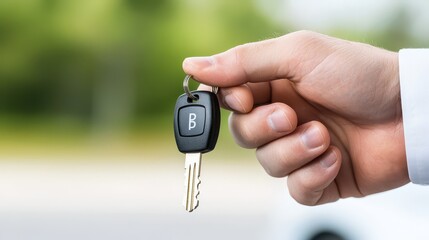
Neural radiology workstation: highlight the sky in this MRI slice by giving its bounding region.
[257,0,429,40]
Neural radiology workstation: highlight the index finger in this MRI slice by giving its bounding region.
[182,31,333,88]
[182,37,286,87]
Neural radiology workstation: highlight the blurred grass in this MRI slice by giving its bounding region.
[0,0,279,162]
[1,0,426,163]
[0,109,254,163]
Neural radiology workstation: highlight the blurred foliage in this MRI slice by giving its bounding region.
[326,2,426,51]
[0,0,426,155]
[0,0,281,130]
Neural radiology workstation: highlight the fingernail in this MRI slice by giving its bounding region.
[301,126,324,149]
[224,94,244,112]
[320,150,337,168]
[183,57,214,70]
[268,110,292,132]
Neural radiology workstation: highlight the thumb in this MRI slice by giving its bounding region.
[182,31,337,87]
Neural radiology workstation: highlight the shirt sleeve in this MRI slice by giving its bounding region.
[399,49,429,184]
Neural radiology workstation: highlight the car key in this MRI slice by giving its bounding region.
[173,75,220,212]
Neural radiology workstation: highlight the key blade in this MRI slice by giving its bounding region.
[183,153,202,212]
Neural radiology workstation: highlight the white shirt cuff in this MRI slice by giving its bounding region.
[399,49,429,184]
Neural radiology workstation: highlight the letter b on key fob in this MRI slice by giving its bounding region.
[179,106,205,136]
[174,91,220,153]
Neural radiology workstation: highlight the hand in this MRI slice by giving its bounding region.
[182,30,408,205]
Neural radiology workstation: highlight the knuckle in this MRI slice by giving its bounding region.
[281,30,326,55]
[238,121,258,148]
[307,121,331,149]
[229,114,257,149]
[231,41,273,78]
[271,102,289,112]
[276,148,297,175]
[257,145,295,178]
[288,180,320,206]
[231,43,255,76]
[265,166,284,178]
[256,149,283,178]
[232,43,251,63]
[272,103,297,129]
[289,30,320,41]
[292,193,318,206]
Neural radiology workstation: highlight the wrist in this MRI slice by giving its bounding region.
[383,51,402,122]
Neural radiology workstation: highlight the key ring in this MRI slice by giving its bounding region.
[183,74,218,101]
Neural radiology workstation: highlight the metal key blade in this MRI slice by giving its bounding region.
[183,153,202,212]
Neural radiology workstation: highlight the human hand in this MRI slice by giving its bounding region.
[182,31,408,205]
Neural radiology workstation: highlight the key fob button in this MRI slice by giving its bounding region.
[178,106,206,137]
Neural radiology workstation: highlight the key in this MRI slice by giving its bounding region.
[174,90,220,212]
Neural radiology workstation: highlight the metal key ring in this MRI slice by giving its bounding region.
[183,74,218,100]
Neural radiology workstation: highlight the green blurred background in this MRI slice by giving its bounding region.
[0,0,427,158]
[2,1,429,239]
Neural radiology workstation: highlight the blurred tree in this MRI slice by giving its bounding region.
[0,0,281,134]
[133,0,282,119]
[375,1,425,51]
[2,0,424,137]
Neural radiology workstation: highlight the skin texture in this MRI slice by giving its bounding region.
[183,30,409,206]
